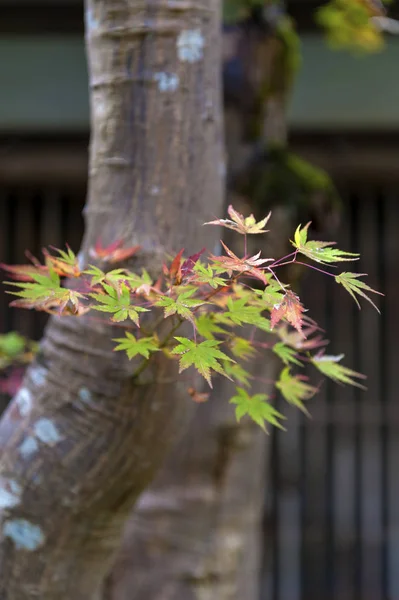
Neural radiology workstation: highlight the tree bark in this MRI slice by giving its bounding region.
[104,13,294,600]
[0,1,223,598]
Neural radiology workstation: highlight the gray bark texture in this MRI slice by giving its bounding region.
[104,16,293,600]
[0,1,223,598]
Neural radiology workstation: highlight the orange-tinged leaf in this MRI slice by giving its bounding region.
[204,205,271,235]
[188,387,209,403]
[271,290,306,335]
[44,246,81,277]
[168,248,184,285]
[0,263,48,282]
[210,241,272,285]
[89,239,140,263]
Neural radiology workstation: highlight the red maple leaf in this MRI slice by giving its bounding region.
[181,248,206,278]
[90,239,141,263]
[270,290,306,335]
[210,241,272,285]
[188,387,209,403]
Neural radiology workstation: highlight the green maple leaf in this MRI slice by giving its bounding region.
[171,337,234,387]
[84,265,107,285]
[125,269,153,292]
[195,314,227,340]
[273,342,303,366]
[52,245,77,265]
[85,266,129,289]
[193,262,227,289]
[6,269,61,303]
[155,289,205,324]
[90,283,149,324]
[259,279,287,309]
[229,388,286,432]
[0,332,25,358]
[335,272,383,312]
[292,223,359,265]
[276,367,317,416]
[218,297,271,331]
[222,361,252,387]
[6,269,84,314]
[229,336,256,361]
[113,332,159,360]
[311,353,367,389]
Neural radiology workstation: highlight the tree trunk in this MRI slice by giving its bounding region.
[0,1,223,598]
[104,13,294,600]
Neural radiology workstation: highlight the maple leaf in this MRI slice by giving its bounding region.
[292,223,359,265]
[222,361,252,387]
[218,297,271,331]
[90,283,149,325]
[228,336,256,361]
[44,245,81,277]
[311,353,367,389]
[229,388,286,432]
[187,387,209,403]
[260,279,287,309]
[164,248,184,285]
[171,337,234,387]
[204,204,271,235]
[181,248,206,278]
[126,270,155,296]
[210,241,272,285]
[5,269,86,315]
[195,314,227,340]
[89,239,140,263]
[113,332,159,360]
[335,272,383,312]
[0,262,48,282]
[276,323,329,351]
[155,289,205,325]
[272,342,303,366]
[193,262,227,289]
[270,290,306,334]
[276,367,318,416]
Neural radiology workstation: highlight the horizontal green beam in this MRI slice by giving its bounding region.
[1,33,399,133]
[0,36,89,132]
[288,34,399,130]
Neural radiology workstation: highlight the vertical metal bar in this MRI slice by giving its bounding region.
[332,192,357,600]
[325,288,335,600]
[299,251,330,600]
[299,414,307,600]
[351,193,363,600]
[386,187,399,599]
[271,419,280,600]
[277,403,300,600]
[377,189,388,600]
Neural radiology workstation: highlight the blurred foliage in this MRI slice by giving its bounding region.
[275,15,302,90]
[0,332,37,370]
[316,0,392,53]
[223,0,267,24]
[234,144,340,226]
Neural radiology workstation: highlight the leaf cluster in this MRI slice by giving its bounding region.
[1,205,383,431]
